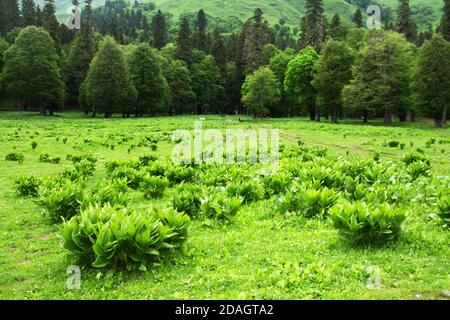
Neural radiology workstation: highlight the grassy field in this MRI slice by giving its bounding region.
[0,112,449,300]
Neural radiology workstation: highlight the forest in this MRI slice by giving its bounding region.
[0,0,449,126]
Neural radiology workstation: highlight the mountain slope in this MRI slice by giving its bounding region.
[51,0,443,30]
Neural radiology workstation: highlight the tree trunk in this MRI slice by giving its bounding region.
[443,107,448,125]
[331,108,338,124]
[315,107,320,122]
[363,109,368,123]
[40,106,46,116]
[92,111,96,118]
[384,107,392,125]
[309,108,315,121]
[435,117,443,128]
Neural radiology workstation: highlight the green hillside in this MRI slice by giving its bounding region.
[53,0,444,30]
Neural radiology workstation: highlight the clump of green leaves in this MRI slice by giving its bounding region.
[105,159,140,174]
[139,155,158,166]
[62,205,190,270]
[31,141,38,149]
[385,141,400,148]
[67,153,98,166]
[165,165,196,185]
[139,176,169,199]
[5,152,24,163]
[261,173,291,198]
[226,181,264,204]
[172,184,203,217]
[330,202,406,245]
[38,179,84,222]
[277,187,339,217]
[200,191,242,221]
[402,153,430,166]
[15,175,42,196]
[436,195,450,228]
[82,180,129,209]
[406,161,430,181]
[39,153,61,164]
[110,166,144,189]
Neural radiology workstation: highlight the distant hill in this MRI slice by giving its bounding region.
[49,0,444,30]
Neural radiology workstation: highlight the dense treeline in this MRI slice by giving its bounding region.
[0,0,449,126]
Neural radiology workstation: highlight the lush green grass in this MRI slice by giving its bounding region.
[0,112,449,299]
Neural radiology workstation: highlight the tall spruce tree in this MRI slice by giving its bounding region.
[2,26,64,115]
[352,8,364,28]
[242,8,269,74]
[128,44,169,116]
[151,10,167,49]
[0,0,21,35]
[414,34,450,127]
[176,16,192,65]
[66,0,95,108]
[312,40,354,123]
[82,37,137,117]
[342,31,413,125]
[22,0,37,27]
[304,0,326,52]
[42,0,61,53]
[163,59,195,115]
[194,9,208,52]
[440,0,450,41]
[329,13,346,40]
[210,26,226,73]
[396,0,416,42]
[190,55,224,114]
[36,5,43,27]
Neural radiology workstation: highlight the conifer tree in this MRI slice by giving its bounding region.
[210,26,226,73]
[2,26,64,115]
[22,0,37,27]
[304,0,326,52]
[163,59,195,115]
[42,0,61,53]
[396,0,416,42]
[176,17,192,65]
[343,31,413,125]
[151,10,167,49]
[329,13,346,40]
[440,0,450,41]
[82,37,137,117]
[414,34,450,127]
[128,44,169,116]
[66,0,94,107]
[352,8,364,28]
[0,0,21,35]
[194,9,208,52]
[242,8,269,74]
[312,40,354,123]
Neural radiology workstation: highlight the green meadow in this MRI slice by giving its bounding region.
[0,112,449,299]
